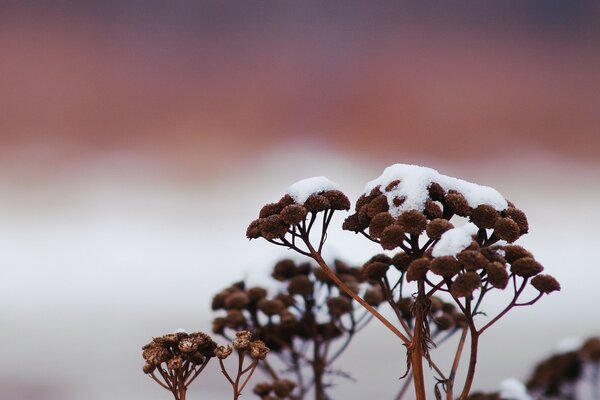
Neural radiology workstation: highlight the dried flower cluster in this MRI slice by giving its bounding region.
[212,258,382,399]
[142,329,269,400]
[247,164,560,400]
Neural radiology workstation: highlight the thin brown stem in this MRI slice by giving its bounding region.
[446,327,468,400]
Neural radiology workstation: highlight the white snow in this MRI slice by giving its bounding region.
[174,328,188,334]
[364,164,508,217]
[287,176,339,204]
[499,378,532,400]
[431,223,479,257]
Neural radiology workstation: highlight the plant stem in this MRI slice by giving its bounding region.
[458,331,479,400]
[446,327,468,400]
[410,280,427,400]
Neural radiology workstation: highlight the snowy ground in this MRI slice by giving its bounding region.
[1,150,598,399]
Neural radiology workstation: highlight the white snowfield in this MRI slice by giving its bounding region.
[287,176,339,203]
[364,164,508,217]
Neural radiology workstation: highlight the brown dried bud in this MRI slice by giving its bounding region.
[342,213,361,232]
[505,207,529,234]
[445,191,470,216]
[168,356,184,370]
[430,256,461,277]
[327,296,353,317]
[531,274,560,294]
[470,205,500,229]
[247,287,268,303]
[225,310,246,329]
[391,252,412,272]
[380,225,405,250]
[364,286,384,305]
[212,317,226,334]
[322,190,351,210]
[278,194,295,207]
[397,210,427,235]
[503,245,533,263]
[225,291,250,310]
[143,363,156,374]
[362,261,389,281]
[259,215,289,240]
[367,194,390,218]
[233,330,253,351]
[457,250,489,271]
[493,218,521,243]
[434,313,455,331]
[511,257,543,277]
[254,383,272,396]
[424,200,443,220]
[485,261,509,289]
[246,219,262,239]
[280,204,308,225]
[257,299,285,316]
[304,194,330,212]
[369,212,395,239]
[279,309,297,325]
[428,182,445,201]
[272,259,297,281]
[406,258,431,282]
[211,291,229,310]
[451,272,482,297]
[287,275,313,296]
[426,219,453,240]
[272,379,296,397]
[215,344,233,359]
[249,340,270,360]
[259,203,282,218]
[385,179,401,192]
[275,293,294,308]
[178,338,198,353]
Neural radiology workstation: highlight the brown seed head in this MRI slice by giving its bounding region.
[581,338,600,362]
[470,205,500,229]
[225,291,250,310]
[505,207,529,234]
[503,245,533,263]
[397,210,427,235]
[362,261,389,281]
[424,200,444,220]
[426,219,453,240]
[249,340,270,360]
[304,194,330,212]
[406,258,431,282]
[212,317,226,334]
[287,275,313,296]
[233,330,253,351]
[272,259,297,281]
[259,215,289,240]
[457,250,488,271]
[511,257,544,277]
[380,225,405,250]
[178,338,198,353]
[143,346,170,366]
[225,310,247,329]
[451,272,482,297]
[257,299,285,316]
[342,213,361,232]
[364,286,384,305]
[246,219,262,239]
[391,252,412,272]
[254,383,272,396]
[485,261,509,289]
[369,212,395,239]
[143,363,156,374]
[493,218,521,243]
[385,179,401,192]
[430,256,462,277]
[428,182,445,201]
[531,274,560,294]
[280,204,308,225]
[259,203,283,218]
[167,355,184,370]
[215,344,233,359]
[445,191,471,216]
[247,287,268,303]
[327,296,353,317]
[272,379,296,397]
[434,313,455,331]
[322,190,351,210]
[367,194,390,218]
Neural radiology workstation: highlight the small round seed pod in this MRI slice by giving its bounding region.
[434,313,455,331]
[426,219,453,240]
[392,252,412,272]
[367,194,390,218]
[322,190,351,210]
[259,203,283,218]
[212,317,226,335]
[470,204,500,229]
[457,250,489,271]
[304,194,331,212]
[211,291,229,310]
[354,194,371,211]
[253,383,272,397]
[178,338,198,353]
[280,204,308,225]
[397,298,414,321]
[369,212,395,239]
[342,213,362,232]
[287,275,313,296]
[505,207,529,234]
[392,196,406,207]
[247,287,268,303]
[215,344,233,359]
[225,310,246,329]
[246,219,262,239]
[257,299,285,316]
[275,293,294,308]
[249,340,270,360]
[428,182,445,201]
[259,215,289,240]
[397,210,427,235]
[485,261,509,289]
[406,258,431,282]
[327,296,353,317]
[233,330,253,351]
[167,356,184,370]
[493,218,521,243]
[357,205,371,227]
[503,245,533,263]
[430,256,462,277]
[511,257,544,277]
[380,225,405,250]
[277,194,295,207]
[224,291,250,310]
[445,191,471,216]
[531,274,560,294]
[143,346,170,366]
[362,261,389,281]
[424,200,444,220]
[142,363,156,374]
[451,272,481,297]
[364,286,384,305]
[272,259,297,281]
[313,267,330,283]
[272,379,296,397]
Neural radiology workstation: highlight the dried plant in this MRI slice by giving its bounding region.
[247,164,560,400]
[211,258,383,399]
[142,329,269,400]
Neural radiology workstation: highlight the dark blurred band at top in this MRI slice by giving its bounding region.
[1,0,599,172]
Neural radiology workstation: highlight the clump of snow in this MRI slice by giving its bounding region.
[555,336,583,353]
[174,328,188,334]
[499,378,532,400]
[432,223,479,257]
[364,164,508,217]
[288,176,339,204]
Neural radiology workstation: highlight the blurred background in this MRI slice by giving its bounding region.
[1,1,599,399]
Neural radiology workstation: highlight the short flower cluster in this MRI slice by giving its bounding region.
[142,331,217,375]
[253,379,297,400]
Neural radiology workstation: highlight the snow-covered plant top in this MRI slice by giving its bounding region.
[364,164,508,217]
[431,223,479,257]
[287,176,339,204]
